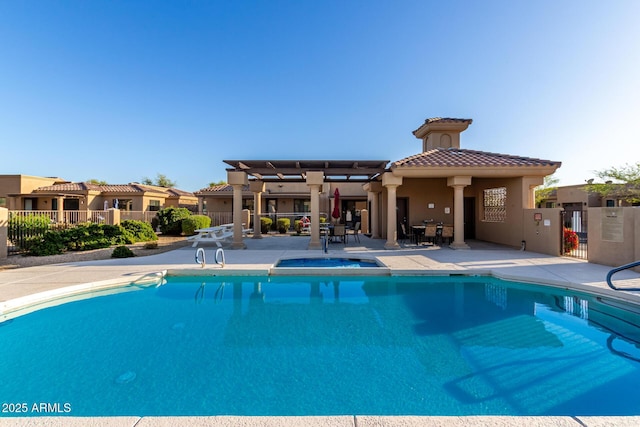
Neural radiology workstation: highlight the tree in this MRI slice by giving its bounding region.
[535,174,559,207]
[87,179,108,185]
[208,180,227,187]
[586,162,640,204]
[142,174,176,188]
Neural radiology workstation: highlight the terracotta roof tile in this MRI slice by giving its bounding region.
[195,184,249,194]
[392,148,561,168]
[33,182,194,196]
[412,117,473,135]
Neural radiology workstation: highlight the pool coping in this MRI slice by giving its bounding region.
[2,414,640,426]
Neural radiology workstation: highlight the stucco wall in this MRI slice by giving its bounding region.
[396,178,454,225]
[473,178,525,248]
[588,207,640,267]
[521,208,563,256]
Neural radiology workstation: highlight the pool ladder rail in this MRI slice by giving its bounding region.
[195,247,226,268]
[606,260,640,291]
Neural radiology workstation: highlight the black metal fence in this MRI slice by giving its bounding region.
[561,210,588,260]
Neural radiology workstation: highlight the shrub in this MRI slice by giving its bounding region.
[182,215,211,235]
[156,207,192,235]
[61,223,116,251]
[277,218,290,234]
[121,220,158,242]
[144,241,158,249]
[111,245,135,258]
[260,217,272,234]
[294,219,302,234]
[563,228,579,254]
[26,231,66,256]
[102,224,130,245]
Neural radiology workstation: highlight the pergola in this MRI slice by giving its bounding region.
[223,159,389,182]
[223,159,389,249]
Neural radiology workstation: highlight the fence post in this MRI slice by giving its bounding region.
[106,208,121,225]
[0,207,8,259]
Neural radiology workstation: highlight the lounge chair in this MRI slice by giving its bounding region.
[187,225,234,247]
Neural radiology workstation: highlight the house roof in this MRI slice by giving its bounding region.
[195,184,250,194]
[391,148,562,176]
[393,148,561,169]
[32,182,195,197]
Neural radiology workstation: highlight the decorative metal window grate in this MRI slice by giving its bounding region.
[483,187,507,222]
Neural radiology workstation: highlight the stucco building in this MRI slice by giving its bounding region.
[217,117,561,250]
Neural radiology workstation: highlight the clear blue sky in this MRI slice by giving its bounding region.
[1,1,639,191]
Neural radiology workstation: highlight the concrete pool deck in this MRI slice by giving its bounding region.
[1,234,640,426]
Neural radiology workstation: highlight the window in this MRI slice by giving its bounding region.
[293,199,310,213]
[0,197,5,207]
[606,200,615,207]
[483,187,507,222]
[149,200,161,211]
[545,202,556,208]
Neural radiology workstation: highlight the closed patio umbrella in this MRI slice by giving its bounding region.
[332,188,340,222]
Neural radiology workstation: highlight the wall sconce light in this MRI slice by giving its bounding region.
[428,203,435,209]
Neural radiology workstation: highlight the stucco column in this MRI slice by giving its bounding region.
[447,176,472,249]
[364,181,382,239]
[382,173,402,249]
[0,207,8,259]
[249,180,265,239]
[306,171,324,250]
[228,171,248,249]
[56,196,64,223]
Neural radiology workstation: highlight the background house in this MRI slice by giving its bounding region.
[0,175,197,222]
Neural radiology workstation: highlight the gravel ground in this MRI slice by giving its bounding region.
[0,235,189,269]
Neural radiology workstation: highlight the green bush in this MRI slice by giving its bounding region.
[121,220,158,242]
[260,217,272,234]
[294,219,302,234]
[26,231,66,256]
[111,245,135,258]
[277,218,290,234]
[156,207,192,235]
[182,215,211,235]
[59,223,118,251]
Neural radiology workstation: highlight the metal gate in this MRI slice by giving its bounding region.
[561,209,587,260]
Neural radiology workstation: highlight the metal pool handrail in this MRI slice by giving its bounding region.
[606,260,640,291]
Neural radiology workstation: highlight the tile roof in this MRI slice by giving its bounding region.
[195,184,249,194]
[392,148,561,168]
[412,117,473,135]
[33,182,195,196]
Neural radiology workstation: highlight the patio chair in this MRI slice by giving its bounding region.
[400,223,413,245]
[347,221,361,243]
[441,225,454,244]
[332,224,346,244]
[424,224,438,245]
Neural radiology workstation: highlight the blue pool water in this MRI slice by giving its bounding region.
[1,275,640,416]
[275,257,380,268]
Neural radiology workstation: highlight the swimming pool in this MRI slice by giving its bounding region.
[1,275,640,416]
